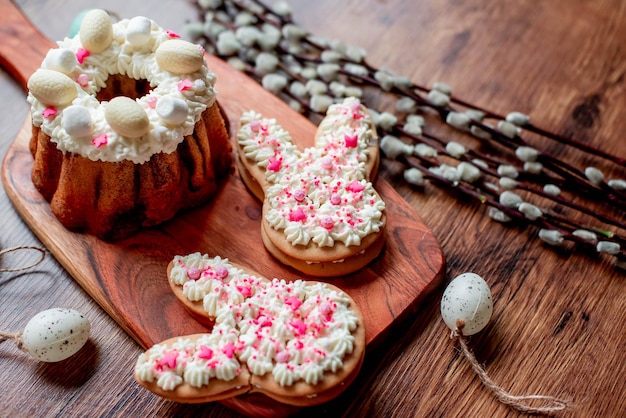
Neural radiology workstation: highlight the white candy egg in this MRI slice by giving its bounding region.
[43,48,77,75]
[126,16,152,45]
[62,105,93,137]
[440,272,493,336]
[22,308,91,362]
[156,96,189,124]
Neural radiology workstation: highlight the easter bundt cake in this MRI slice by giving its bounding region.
[26,10,232,240]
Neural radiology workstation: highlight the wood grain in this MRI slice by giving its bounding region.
[1,0,625,417]
[0,0,443,415]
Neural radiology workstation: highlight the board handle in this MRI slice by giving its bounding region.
[0,0,55,90]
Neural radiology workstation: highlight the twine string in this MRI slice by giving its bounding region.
[0,246,46,272]
[0,331,26,352]
[454,322,570,415]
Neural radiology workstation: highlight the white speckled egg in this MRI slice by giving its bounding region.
[22,308,91,362]
[440,272,493,336]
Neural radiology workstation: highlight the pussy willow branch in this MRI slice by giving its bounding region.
[191,0,626,264]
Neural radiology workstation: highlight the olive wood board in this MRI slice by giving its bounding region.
[0,2,445,416]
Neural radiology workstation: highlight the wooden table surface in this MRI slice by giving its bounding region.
[1,0,624,417]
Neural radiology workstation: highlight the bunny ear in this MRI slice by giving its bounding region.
[167,253,268,324]
[314,97,380,180]
[236,111,301,200]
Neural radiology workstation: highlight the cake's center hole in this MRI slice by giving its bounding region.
[96,74,152,102]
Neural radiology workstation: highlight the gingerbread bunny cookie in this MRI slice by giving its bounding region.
[236,97,386,277]
[134,253,365,406]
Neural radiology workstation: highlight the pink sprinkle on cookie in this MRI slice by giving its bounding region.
[288,206,307,222]
[344,134,358,148]
[215,266,229,279]
[346,180,365,193]
[294,189,306,202]
[222,342,236,359]
[268,157,282,172]
[198,345,214,360]
[157,351,178,371]
[290,319,307,336]
[276,351,290,363]
[284,295,303,310]
[321,217,335,230]
[187,267,201,280]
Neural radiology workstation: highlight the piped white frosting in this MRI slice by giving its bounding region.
[27,13,217,164]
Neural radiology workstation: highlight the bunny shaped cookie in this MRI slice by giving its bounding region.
[134,253,365,406]
[236,97,386,277]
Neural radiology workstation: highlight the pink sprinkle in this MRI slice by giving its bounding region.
[320,302,333,316]
[76,48,90,64]
[288,206,307,222]
[276,351,290,363]
[344,134,358,148]
[187,267,201,280]
[294,340,304,350]
[268,157,282,172]
[42,107,58,119]
[92,133,108,148]
[294,189,306,202]
[237,285,252,298]
[157,351,178,370]
[290,319,307,336]
[350,101,361,113]
[321,217,335,230]
[76,73,90,88]
[250,120,261,132]
[257,316,272,328]
[321,157,333,170]
[215,266,229,279]
[166,30,181,38]
[177,79,194,92]
[146,96,158,109]
[346,180,365,193]
[222,342,236,358]
[198,345,214,360]
[285,295,303,310]
[330,194,342,205]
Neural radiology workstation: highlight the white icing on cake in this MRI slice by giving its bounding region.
[27,11,217,164]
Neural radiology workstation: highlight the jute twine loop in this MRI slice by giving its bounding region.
[0,331,26,352]
[453,320,570,415]
[0,246,46,272]
[0,246,47,352]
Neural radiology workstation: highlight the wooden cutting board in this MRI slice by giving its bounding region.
[0,2,444,415]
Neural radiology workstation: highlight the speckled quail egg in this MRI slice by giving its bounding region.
[440,272,493,335]
[22,308,91,362]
